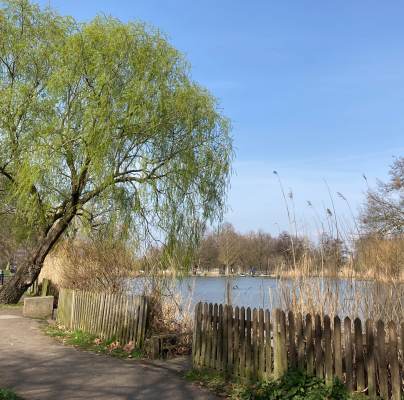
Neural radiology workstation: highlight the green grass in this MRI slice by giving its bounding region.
[0,388,23,400]
[44,324,144,359]
[186,369,371,400]
[0,303,23,310]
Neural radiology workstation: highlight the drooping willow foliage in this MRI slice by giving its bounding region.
[0,0,233,268]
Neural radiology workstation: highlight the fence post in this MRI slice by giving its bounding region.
[365,319,376,399]
[314,314,323,379]
[211,304,218,369]
[344,317,353,392]
[245,307,252,380]
[323,315,332,385]
[296,313,304,371]
[333,316,342,381]
[388,321,401,400]
[233,306,240,376]
[265,310,272,379]
[288,311,297,369]
[274,309,287,379]
[354,318,365,392]
[258,308,265,379]
[239,307,246,379]
[376,320,388,400]
[305,314,314,376]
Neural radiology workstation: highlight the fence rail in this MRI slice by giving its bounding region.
[193,302,404,399]
[57,288,149,347]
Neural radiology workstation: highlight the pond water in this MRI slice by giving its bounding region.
[130,275,403,321]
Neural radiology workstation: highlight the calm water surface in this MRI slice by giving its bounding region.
[130,276,403,317]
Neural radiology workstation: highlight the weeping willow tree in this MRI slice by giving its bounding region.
[0,0,232,303]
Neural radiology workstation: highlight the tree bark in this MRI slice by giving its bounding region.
[0,212,75,304]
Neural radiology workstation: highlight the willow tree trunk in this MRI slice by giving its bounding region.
[0,214,73,304]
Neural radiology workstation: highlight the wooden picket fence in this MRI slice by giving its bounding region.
[193,302,404,399]
[57,288,149,347]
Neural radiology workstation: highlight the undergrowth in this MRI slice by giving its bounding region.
[0,388,23,400]
[186,369,371,400]
[44,323,144,359]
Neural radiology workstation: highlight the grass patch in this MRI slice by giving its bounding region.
[44,323,144,359]
[186,369,371,400]
[0,303,23,310]
[0,388,23,400]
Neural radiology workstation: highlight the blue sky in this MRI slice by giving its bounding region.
[39,0,404,235]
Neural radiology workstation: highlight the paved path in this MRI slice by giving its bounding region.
[0,308,216,400]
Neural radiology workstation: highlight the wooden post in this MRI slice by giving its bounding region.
[323,315,333,385]
[217,304,224,371]
[223,304,228,373]
[233,306,240,377]
[227,305,234,375]
[333,316,342,381]
[245,307,252,380]
[206,303,213,368]
[288,311,297,369]
[354,318,365,392]
[314,314,323,379]
[365,319,376,399]
[239,307,246,378]
[305,314,314,376]
[258,308,265,380]
[388,321,401,400]
[193,302,202,367]
[344,317,353,392]
[265,310,272,378]
[252,308,259,380]
[296,313,304,370]
[376,320,388,400]
[274,309,286,379]
[211,304,218,369]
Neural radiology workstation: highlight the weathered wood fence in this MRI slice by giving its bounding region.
[57,288,149,347]
[193,302,404,399]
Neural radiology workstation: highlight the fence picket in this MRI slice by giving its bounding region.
[324,315,333,385]
[388,321,401,400]
[265,310,272,378]
[191,303,403,399]
[377,320,388,400]
[365,319,376,399]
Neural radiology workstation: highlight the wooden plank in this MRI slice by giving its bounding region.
[305,314,314,376]
[265,310,272,379]
[344,317,353,392]
[354,318,365,392]
[211,304,218,369]
[233,306,240,377]
[388,321,401,400]
[376,320,388,400]
[288,311,297,369]
[274,309,284,379]
[252,308,258,380]
[222,304,228,372]
[365,319,376,399]
[333,316,342,381]
[258,308,265,380]
[193,302,202,367]
[314,314,323,379]
[245,307,252,380]
[206,303,213,368]
[280,310,287,373]
[239,307,246,378]
[227,305,234,375]
[323,315,332,385]
[296,312,304,370]
[139,296,148,347]
[217,304,224,371]
[201,303,208,367]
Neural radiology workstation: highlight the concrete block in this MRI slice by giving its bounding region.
[23,296,54,319]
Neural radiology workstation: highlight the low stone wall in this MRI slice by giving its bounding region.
[23,296,54,319]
